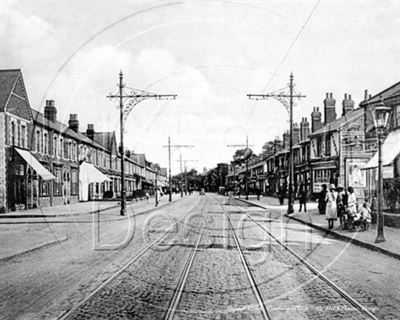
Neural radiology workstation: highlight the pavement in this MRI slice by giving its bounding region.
[0,193,183,261]
[0,194,181,218]
[234,195,400,260]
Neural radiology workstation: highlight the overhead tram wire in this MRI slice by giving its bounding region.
[245,0,321,126]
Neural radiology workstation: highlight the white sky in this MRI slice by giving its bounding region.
[1,0,399,174]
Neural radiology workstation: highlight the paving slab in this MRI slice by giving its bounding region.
[234,195,400,260]
[0,194,183,261]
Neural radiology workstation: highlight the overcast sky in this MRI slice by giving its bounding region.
[1,0,399,173]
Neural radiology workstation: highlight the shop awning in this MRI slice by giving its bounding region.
[156,181,166,187]
[79,161,111,184]
[363,129,400,169]
[15,148,55,180]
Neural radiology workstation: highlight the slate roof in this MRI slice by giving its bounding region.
[360,81,400,106]
[31,109,108,151]
[130,153,146,167]
[0,69,20,111]
[92,132,116,153]
[310,107,364,136]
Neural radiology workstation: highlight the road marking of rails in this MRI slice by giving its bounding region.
[245,212,380,320]
[58,204,197,320]
[222,206,271,320]
[163,211,208,320]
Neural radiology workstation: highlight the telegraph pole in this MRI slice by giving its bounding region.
[107,71,177,215]
[163,137,194,201]
[227,135,253,199]
[177,159,198,196]
[248,73,306,214]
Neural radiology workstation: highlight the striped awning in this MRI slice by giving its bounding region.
[14,148,55,180]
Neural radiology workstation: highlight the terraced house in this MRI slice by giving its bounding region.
[0,69,167,212]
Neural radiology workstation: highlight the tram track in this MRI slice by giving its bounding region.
[59,197,203,320]
[219,195,380,320]
[223,205,272,320]
[242,210,380,320]
[163,211,208,320]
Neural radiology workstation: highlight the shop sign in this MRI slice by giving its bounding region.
[383,166,394,179]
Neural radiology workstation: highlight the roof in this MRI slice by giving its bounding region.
[0,69,20,111]
[92,132,116,153]
[31,109,108,151]
[0,69,33,121]
[130,153,146,166]
[310,108,364,136]
[360,81,400,106]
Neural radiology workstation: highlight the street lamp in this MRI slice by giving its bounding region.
[371,97,391,243]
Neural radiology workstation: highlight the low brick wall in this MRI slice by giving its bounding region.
[371,211,400,229]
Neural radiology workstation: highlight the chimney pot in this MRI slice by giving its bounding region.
[68,114,79,132]
[349,94,352,99]
[326,92,329,98]
[344,93,348,99]
[364,89,368,100]
[330,92,333,99]
[44,99,57,121]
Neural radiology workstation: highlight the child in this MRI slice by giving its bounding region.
[360,199,372,223]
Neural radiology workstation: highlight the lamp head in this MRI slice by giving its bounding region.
[372,97,391,129]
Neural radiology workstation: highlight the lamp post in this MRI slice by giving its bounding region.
[371,97,391,243]
[107,71,176,215]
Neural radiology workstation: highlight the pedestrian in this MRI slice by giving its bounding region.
[255,187,261,201]
[155,188,161,207]
[325,184,338,229]
[318,184,328,215]
[347,186,357,217]
[298,185,307,212]
[278,186,285,205]
[336,185,346,228]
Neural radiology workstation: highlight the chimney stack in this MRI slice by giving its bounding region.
[364,89,369,101]
[86,124,95,140]
[68,114,79,132]
[300,117,311,140]
[324,92,336,124]
[44,100,57,122]
[311,107,323,132]
[283,130,290,149]
[342,93,355,116]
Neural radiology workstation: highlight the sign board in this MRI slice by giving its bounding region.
[383,166,394,179]
[346,158,368,188]
[341,130,365,152]
[313,182,329,193]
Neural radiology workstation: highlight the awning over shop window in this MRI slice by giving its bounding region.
[363,129,400,169]
[155,181,166,187]
[14,148,55,180]
[79,161,111,184]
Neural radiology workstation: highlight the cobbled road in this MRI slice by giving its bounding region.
[2,194,399,319]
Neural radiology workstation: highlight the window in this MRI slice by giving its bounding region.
[396,105,400,128]
[36,130,41,152]
[21,125,26,148]
[53,167,62,196]
[325,135,331,156]
[53,136,58,156]
[64,141,68,159]
[40,178,50,196]
[71,170,78,195]
[11,122,15,145]
[17,124,20,147]
[59,138,63,158]
[44,133,48,154]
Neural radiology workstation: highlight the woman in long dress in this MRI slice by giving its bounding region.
[325,184,338,229]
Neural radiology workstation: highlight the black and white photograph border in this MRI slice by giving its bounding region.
[0,1,400,319]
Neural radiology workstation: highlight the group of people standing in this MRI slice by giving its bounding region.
[318,184,358,229]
